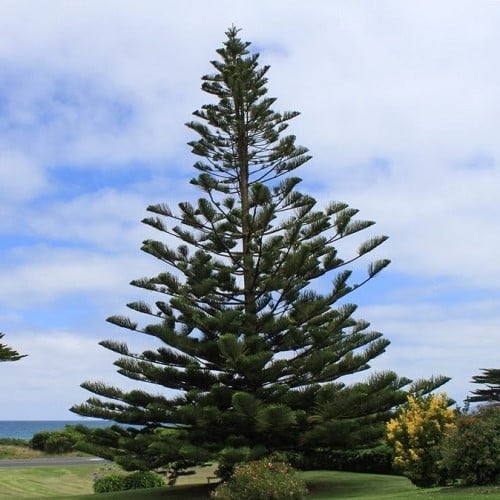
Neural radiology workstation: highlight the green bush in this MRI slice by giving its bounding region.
[93,471,165,493]
[211,457,308,500]
[440,405,500,485]
[30,428,81,454]
[30,431,52,451]
[123,471,166,489]
[93,473,127,493]
[43,432,75,454]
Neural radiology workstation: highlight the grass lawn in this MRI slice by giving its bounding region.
[0,465,99,499]
[1,463,499,499]
[302,471,500,499]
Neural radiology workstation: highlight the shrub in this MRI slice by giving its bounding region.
[386,393,456,487]
[93,473,127,493]
[30,428,81,454]
[211,457,308,500]
[123,471,166,489]
[30,431,52,451]
[43,432,74,454]
[440,405,500,485]
[93,470,165,493]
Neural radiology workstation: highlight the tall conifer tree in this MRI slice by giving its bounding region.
[72,28,447,471]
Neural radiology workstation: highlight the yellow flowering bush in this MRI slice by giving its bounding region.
[386,393,456,487]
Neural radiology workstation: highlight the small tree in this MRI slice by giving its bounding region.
[0,333,26,362]
[467,368,500,405]
[72,27,448,473]
[440,405,500,485]
[386,393,455,487]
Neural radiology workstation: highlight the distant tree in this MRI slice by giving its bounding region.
[71,27,448,474]
[440,405,500,486]
[467,368,500,405]
[0,333,26,362]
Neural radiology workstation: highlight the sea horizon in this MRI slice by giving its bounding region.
[0,419,114,440]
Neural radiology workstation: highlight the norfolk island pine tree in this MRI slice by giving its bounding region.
[71,28,448,474]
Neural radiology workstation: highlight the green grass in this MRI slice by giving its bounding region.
[0,465,98,499]
[301,471,500,499]
[0,464,498,499]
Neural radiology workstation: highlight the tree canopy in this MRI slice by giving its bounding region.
[467,368,500,404]
[0,333,26,362]
[71,27,448,473]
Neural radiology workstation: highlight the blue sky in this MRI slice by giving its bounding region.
[1,0,499,419]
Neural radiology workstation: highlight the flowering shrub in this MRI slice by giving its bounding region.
[386,393,455,487]
[210,457,308,500]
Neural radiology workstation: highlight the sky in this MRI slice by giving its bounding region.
[1,0,499,419]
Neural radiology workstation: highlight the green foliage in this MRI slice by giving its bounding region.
[289,444,394,475]
[74,425,209,486]
[72,27,448,472]
[211,457,308,500]
[0,437,29,446]
[386,393,456,487]
[123,471,166,489]
[43,431,75,454]
[93,470,165,494]
[93,473,127,493]
[30,431,53,451]
[30,426,85,454]
[215,445,269,481]
[0,332,26,362]
[440,405,500,485]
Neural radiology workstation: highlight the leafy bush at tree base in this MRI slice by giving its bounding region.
[93,473,127,493]
[93,471,165,493]
[123,471,166,489]
[211,457,308,500]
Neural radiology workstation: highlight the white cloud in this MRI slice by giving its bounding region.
[0,247,154,307]
[0,330,161,420]
[0,150,47,201]
[357,299,500,402]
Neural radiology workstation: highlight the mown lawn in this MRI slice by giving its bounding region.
[1,464,499,499]
[0,465,98,499]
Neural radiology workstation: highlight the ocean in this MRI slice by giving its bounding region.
[0,420,114,440]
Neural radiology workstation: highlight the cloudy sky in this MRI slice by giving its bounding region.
[1,0,499,419]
